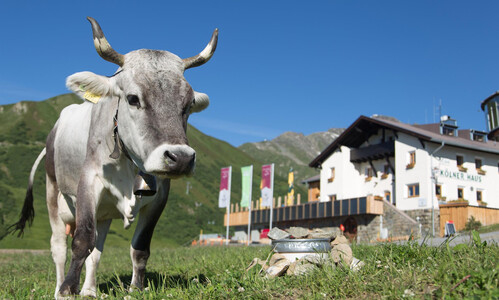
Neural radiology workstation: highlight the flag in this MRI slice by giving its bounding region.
[218,167,231,208]
[287,167,294,205]
[240,166,253,207]
[261,164,274,207]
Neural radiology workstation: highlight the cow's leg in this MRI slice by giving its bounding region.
[46,175,67,298]
[130,179,170,290]
[80,219,112,298]
[58,172,102,296]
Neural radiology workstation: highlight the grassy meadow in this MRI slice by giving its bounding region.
[1,233,497,299]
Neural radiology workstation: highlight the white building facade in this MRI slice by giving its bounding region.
[310,115,499,213]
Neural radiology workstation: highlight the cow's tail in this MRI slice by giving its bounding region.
[7,147,47,237]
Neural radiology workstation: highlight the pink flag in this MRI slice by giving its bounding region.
[261,164,272,189]
[261,164,274,207]
[219,167,231,208]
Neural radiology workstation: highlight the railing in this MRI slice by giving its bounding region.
[224,195,383,226]
[349,141,395,163]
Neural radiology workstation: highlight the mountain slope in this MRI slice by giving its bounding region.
[0,94,300,248]
[238,128,343,183]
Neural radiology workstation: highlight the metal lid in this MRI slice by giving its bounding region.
[272,238,332,253]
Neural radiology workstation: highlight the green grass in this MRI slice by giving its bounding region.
[1,236,497,299]
[474,223,499,234]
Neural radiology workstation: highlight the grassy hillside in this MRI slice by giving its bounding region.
[0,94,303,248]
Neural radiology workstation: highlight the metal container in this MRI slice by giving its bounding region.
[272,238,331,253]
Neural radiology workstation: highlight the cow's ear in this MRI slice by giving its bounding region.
[66,71,114,104]
[191,92,209,113]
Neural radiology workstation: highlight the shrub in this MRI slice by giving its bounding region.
[464,216,482,231]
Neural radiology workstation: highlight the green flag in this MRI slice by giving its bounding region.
[241,165,253,207]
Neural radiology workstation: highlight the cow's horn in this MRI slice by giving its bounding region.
[183,29,218,70]
[87,17,125,67]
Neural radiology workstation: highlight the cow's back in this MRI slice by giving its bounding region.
[53,102,93,195]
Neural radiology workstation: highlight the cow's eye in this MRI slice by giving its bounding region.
[126,95,141,108]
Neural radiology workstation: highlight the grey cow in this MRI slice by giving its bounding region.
[9,17,217,298]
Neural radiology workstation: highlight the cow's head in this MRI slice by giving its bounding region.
[67,17,217,178]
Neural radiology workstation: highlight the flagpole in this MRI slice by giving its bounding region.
[226,166,232,246]
[246,165,253,245]
[269,163,274,231]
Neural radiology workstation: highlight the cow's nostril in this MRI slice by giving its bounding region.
[164,150,178,162]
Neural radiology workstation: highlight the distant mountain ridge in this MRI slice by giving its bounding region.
[239,128,344,184]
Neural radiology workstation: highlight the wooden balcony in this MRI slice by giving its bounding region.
[224,195,383,226]
[349,141,395,163]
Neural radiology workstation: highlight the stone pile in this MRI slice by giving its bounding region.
[247,227,365,277]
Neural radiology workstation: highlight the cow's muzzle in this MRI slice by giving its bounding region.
[143,144,196,178]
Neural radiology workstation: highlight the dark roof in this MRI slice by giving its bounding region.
[301,174,320,184]
[309,115,499,168]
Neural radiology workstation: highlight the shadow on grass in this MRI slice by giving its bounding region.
[98,272,210,294]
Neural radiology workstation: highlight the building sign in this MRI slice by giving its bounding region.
[439,169,482,183]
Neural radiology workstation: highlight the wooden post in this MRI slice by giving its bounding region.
[231,203,234,213]
[235,203,239,212]
[297,194,301,205]
[273,197,276,208]
[277,196,282,207]
[284,196,288,206]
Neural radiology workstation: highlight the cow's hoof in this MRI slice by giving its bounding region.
[56,293,77,300]
[58,285,79,299]
[80,288,97,298]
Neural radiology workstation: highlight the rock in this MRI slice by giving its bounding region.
[269,253,288,266]
[292,262,316,276]
[245,258,269,272]
[350,257,365,272]
[307,228,336,239]
[331,243,353,266]
[287,227,309,238]
[286,261,297,276]
[267,227,290,240]
[265,259,291,278]
[331,235,348,246]
[303,253,331,266]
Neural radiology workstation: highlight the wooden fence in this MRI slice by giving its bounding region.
[439,203,499,236]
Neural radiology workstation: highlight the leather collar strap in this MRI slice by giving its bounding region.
[109,99,132,161]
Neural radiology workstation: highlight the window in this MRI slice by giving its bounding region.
[365,167,373,181]
[407,151,416,169]
[457,155,467,172]
[442,126,456,136]
[382,164,391,179]
[476,158,486,175]
[457,155,464,167]
[477,190,482,202]
[408,184,420,198]
[328,167,335,183]
[475,158,482,169]
[457,187,464,200]
[435,184,442,198]
[384,164,390,174]
[329,194,337,201]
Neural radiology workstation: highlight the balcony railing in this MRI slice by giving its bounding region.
[224,195,383,226]
[349,141,395,163]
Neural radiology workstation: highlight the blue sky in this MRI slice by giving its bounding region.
[1,1,498,146]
